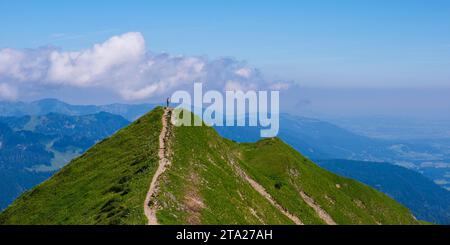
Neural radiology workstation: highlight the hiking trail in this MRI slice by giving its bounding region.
[144,107,172,225]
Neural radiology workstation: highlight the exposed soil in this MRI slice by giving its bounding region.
[229,159,304,225]
[144,108,172,225]
[298,190,337,225]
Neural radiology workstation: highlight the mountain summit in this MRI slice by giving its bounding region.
[0,107,420,224]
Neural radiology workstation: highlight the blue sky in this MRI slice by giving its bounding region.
[1,0,450,88]
[0,0,449,121]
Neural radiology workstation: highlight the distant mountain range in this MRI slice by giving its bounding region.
[0,98,156,121]
[0,112,129,209]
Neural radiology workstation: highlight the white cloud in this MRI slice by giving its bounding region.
[0,48,52,82]
[47,32,146,86]
[0,32,290,101]
[0,83,18,100]
[0,49,24,80]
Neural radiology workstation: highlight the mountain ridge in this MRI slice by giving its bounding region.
[0,107,420,224]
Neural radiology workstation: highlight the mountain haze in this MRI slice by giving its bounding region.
[0,99,156,121]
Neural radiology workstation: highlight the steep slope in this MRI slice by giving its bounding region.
[152,110,294,224]
[236,139,418,224]
[154,109,419,224]
[0,107,420,224]
[0,108,163,224]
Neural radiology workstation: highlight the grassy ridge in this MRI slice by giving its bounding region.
[156,113,293,224]
[154,111,418,224]
[0,108,420,224]
[237,138,420,224]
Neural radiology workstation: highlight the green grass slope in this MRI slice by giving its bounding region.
[155,111,419,224]
[156,112,294,224]
[237,139,419,224]
[0,107,163,224]
[0,107,420,224]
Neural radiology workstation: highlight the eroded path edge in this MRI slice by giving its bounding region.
[144,107,172,225]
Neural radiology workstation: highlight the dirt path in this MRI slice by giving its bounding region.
[144,107,172,225]
[229,160,303,225]
[298,191,337,225]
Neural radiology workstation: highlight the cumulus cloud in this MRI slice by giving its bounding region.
[0,32,291,101]
[0,47,53,82]
[47,32,146,86]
